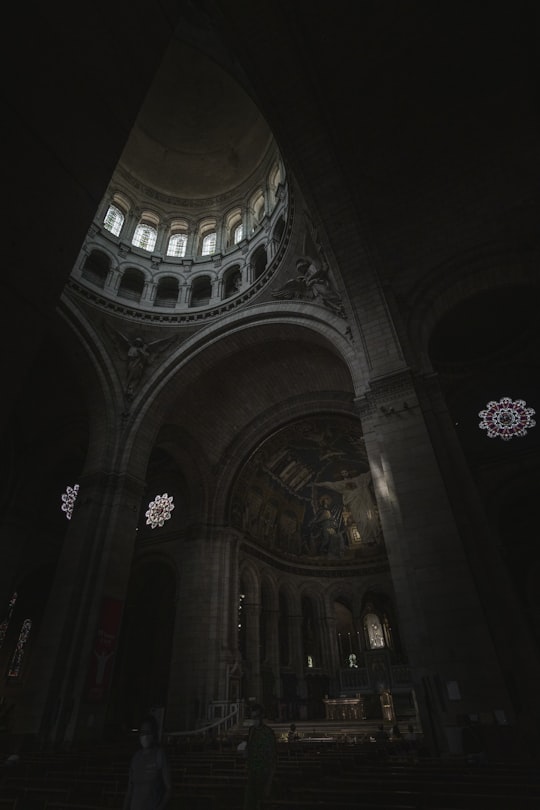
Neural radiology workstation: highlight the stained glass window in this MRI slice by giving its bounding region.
[478,397,536,441]
[7,618,32,678]
[0,591,17,651]
[145,493,175,528]
[61,484,80,520]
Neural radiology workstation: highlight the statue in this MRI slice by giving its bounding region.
[105,325,177,402]
[272,256,345,316]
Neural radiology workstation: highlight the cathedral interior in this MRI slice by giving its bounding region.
[2,0,539,759]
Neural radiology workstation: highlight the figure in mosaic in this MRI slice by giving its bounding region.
[314,468,379,544]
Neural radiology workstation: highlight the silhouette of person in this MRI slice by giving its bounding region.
[243,703,277,810]
[123,714,171,810]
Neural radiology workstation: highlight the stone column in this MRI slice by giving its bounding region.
[288,613,306,704]
[320,613,340,687]
[263,607,280,705]
[141,279,156,306]
[356,371,516,755]
[15,468,145,745]
[166,527,241,731]
[242,598,262,702]
[0,521,32,617]
[210,277,222,304]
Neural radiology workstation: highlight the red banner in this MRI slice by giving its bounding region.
[85,597,123,703]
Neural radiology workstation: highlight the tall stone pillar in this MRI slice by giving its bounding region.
[263,608,281,705]
[166,528,241,731]
[356,372,516,755]
[288,613,304,672]
[0,521,32,615]
[242,599,262,703]
[15,468,145,745]
[288,613,306,705]
[319,613,340,684]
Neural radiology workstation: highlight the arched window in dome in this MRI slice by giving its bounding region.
[167,233,187,258]
[190,276,212,307]
[269,162,282,196]
[167,221,188,258]
[225,208,244,249]
[201,232,217,256]
[82,249,110,288]
[154,276,179,308]
[118,268,145,303]
[364,612,385,649]
[233,224,244,244]
[132,222,158,252]
[250,190,265,231]
[104,204,125,237]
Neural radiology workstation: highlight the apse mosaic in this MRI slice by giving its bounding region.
[478,397,536,441]
[230,416,384,560]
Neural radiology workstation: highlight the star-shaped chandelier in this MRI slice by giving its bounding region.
[145,493,175,528]
[478,397,536,441]
[61,484,80,519]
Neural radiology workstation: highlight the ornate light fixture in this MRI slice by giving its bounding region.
[478,397,536,441]
[145,493,175,528]
[61,484,80,520]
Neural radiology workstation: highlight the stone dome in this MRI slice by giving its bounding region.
[118,39,274,200]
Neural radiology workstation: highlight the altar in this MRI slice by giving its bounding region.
[323,697,365,721]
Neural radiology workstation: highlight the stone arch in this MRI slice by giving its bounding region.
[117,267,146,303]
[406,245,539,372]
[81,248,111,288]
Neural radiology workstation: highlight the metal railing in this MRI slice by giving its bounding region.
[164,702,241,744]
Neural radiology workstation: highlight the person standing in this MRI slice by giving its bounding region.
[404,723,420,760]
[373,723,390,758]
[123,715,172,810]
[243,703,277,810]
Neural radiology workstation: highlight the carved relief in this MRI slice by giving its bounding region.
[104,323,177,402]
[271,255,346,317]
